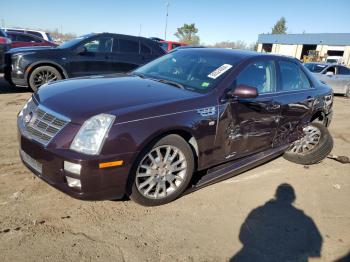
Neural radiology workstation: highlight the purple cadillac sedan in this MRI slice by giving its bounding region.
[18,48,333,206]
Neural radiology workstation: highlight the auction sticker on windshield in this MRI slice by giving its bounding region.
[208,64,233,79]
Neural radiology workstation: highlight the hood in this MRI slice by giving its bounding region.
[34,75,201,124]
[7,46,58,54]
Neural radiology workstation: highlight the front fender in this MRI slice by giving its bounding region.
[101,108,218,170]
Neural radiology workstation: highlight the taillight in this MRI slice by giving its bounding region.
[0,37,11,44]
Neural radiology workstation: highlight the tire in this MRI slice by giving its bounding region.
[129,134,194,206]
[283,123,333,165]
[28,66,62,92]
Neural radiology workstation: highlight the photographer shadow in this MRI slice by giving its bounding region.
[230,183,322,262]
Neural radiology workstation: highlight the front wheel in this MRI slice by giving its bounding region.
[28,66,62,92]
[129,135,194,206]
[283,123,333,165]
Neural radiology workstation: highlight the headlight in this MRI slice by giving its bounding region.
[18,96,33,117]
[70,114,115,155]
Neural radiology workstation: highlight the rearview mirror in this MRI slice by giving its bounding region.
[227,84,258,99]
[326,71,334,76]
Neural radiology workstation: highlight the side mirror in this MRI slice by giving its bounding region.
[326,71,334,76]
[75,46,87,55]
[227,84,258,99]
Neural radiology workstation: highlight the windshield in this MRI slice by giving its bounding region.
[58,34,94,49]
[304,63,327,73]
[134,50,240,93]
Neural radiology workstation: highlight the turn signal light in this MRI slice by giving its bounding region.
[99,160,124,169]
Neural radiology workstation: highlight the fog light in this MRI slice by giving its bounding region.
[66,176,81,189]
[64,161,81,175]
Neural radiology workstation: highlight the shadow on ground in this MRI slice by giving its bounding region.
[230,183,323,262]
[0,75,30,94]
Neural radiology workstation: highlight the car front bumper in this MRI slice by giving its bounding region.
[6,69,27,87]
[19,133,137,200]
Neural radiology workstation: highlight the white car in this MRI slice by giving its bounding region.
[3,28,54,42]
[304,62,350,97]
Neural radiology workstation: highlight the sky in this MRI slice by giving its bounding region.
[1,0,350,45]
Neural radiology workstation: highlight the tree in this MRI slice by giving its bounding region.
[271,17,287,34]
[249,41,258,51]
[212,40,247,49]
[174,23,200,45]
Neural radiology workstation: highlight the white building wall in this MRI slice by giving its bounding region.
[270,44,298,57]
[257,43,263,52]
[258,42,350,66]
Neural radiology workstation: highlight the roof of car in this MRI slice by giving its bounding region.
[176,47,281,60]
[4,28,47,34]
[92,32,162,43]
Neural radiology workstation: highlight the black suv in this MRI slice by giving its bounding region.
[5,33,166,91]
[0,28,11,73]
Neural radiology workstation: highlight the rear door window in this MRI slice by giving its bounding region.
[140,43,151,54]
[235,60,276,94]
[338,66,350,75]
[279,61,311,91]
[119,39,139,53]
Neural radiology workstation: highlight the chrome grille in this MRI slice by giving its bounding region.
[20,98,70,146]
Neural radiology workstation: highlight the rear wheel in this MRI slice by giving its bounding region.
[129,135,194,206]
[283,123,333,165]
[28,66,62,91]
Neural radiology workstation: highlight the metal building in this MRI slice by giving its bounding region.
[257,33,350,66]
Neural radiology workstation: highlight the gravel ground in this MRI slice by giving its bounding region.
[0,75,349,262]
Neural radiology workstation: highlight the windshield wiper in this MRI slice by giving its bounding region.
[153,78,185,89]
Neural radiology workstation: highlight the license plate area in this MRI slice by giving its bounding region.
[20,149,42,174]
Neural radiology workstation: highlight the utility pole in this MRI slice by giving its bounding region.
[164,2,169,40]
[1,18,5,28]
[139,24,142,36]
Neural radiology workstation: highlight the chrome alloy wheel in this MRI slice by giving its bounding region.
[289,125,321,154]
[136,145,188,199]
[32,69,59,89]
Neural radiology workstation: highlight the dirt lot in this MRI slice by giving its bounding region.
[0,75,349,262]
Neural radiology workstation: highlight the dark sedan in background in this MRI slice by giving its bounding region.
[5,33,166,91]
[0,28,11,73]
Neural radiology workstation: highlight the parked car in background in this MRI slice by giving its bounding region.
[159,40,187,52]
[4,28,54,42]
[326,56,343,64]
[7,32,57,48]
[0,28,11,73]
[304,62,350,97]
[18,48,333,206]
[5,33,166,91]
